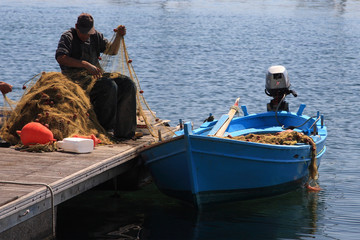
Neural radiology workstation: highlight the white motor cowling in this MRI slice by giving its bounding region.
[265,65,290,96]
[265,65,297,111]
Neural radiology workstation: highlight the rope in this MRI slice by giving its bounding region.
[274,94,320,135]
[2,93,16,111]
[0,180,55,239]
[21,72,42,97]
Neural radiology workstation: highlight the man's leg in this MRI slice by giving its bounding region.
[90,78,117,131]
[113,76,137,138]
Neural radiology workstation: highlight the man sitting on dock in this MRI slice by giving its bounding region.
[55,13,141,140]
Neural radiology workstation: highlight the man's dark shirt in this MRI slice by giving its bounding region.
[55,28,108,71]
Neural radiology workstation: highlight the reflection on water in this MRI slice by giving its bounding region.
[57,184,323,240]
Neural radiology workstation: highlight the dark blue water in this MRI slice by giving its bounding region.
[1,0,360,239]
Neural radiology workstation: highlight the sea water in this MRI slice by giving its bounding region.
[1,0,360,239]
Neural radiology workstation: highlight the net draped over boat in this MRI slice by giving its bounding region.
[0,34,171,146]
[224,130,318,181]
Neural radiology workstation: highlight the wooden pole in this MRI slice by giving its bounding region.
[214,98,240,137]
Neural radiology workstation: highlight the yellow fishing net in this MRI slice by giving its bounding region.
[0,34,173,148]
[225,130,318,181]
[0,72,110,145]
[100,35,174,139]
[0,94,14,129]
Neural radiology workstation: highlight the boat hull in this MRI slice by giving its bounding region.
[141,110,327,207]
[143,135,325,207]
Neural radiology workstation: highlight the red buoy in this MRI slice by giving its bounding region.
[16,122,56,146]
[305,183,321,192]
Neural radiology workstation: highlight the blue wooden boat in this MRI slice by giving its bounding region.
[141,66,327,207]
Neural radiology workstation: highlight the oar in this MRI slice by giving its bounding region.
[208,98,240,137]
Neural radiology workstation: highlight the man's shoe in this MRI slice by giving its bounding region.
[133,132,143,139]
[0,138,10,148]
[111,132,143,142]
[107,129,115,136]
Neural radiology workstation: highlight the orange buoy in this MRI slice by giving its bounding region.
[305,183,321,192]
[16,122,56,146]
[72,134,101,147]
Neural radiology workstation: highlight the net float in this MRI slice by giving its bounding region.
[16,122,56,146]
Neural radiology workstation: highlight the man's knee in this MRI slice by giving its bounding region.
[115,76,136,95]
[92,78,118,97]
[102,78,118,92]
[123,76,136,91]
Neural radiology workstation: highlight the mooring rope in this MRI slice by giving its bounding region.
[0,180,55,239]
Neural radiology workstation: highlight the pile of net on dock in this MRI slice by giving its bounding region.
[225,130,318,180]
[0,71,112,146]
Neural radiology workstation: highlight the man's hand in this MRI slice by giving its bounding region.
[115,25,126,36]
[106,25,126,55]
[0,82,12,94]
[56,55,103,79]
[84,62,103,79]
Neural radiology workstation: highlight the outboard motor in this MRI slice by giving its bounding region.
[265,65,297,111]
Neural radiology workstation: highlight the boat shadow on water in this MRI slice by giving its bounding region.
[57,184,325,240]
[140,187,325,240]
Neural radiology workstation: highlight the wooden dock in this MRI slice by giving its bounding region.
[0,132,170,239]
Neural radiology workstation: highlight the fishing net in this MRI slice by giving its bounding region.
[0,33,174,149]
[0,72,111,146]
[225,130,318,181]
[100,34,174,139]
[0,94,14,129]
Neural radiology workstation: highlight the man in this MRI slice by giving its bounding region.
[56,13,139,140]
[0,82,12,95]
